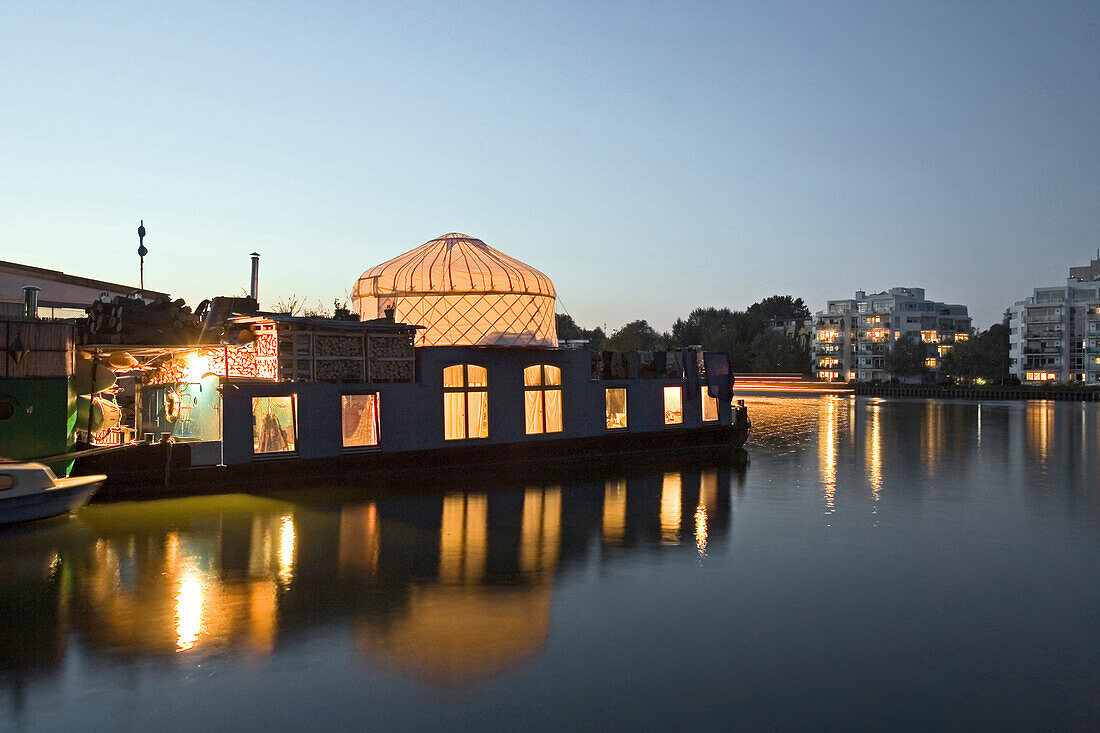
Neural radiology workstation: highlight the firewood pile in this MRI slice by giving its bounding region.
[85,295,204,345]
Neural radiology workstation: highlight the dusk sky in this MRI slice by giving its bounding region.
[3,1,1098,330]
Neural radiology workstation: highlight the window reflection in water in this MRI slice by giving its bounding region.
[602,479,627,546]
[339,503,380,577]
[8,471,738,687]
[440,493,488,584]
[520,487,561,575]
[695,470,718,558]
[660,473,682,545]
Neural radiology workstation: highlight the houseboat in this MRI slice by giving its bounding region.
[45,234,747,495]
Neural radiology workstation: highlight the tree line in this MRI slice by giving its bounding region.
[556,295,813,373]
[559,296,1014,382]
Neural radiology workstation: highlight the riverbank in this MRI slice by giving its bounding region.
[853,384,1100,401]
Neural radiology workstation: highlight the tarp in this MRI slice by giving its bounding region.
[704,352,732,403]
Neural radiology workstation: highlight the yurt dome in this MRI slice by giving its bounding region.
[352,233,558,347]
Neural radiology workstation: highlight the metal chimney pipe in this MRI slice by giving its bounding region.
[23,286,40,319]
[250,252,260,304]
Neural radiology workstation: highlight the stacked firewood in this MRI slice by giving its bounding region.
[85,295,204,344]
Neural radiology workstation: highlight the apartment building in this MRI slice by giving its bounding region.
[812,287,972,383]
[1008,259,1100,384]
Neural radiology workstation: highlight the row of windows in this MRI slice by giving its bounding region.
[251,364,722,454]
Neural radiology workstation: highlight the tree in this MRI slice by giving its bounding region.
[886,335,930,380]
[605,320,669,351]
[555,313,606,350]
[746,295,810,321]
[749,330,811,373]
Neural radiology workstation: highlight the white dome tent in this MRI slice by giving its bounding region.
[352,233,558,347]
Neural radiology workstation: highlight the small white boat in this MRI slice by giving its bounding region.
[0,463,105,526]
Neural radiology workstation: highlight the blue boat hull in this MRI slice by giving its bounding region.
[0,481,100,526]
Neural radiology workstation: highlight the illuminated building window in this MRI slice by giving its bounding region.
[819,357,839,367]
[921,331,939,343]
[252,395,297,454]
[938,345,951,357]
[867,329,887,341]
[443,364,488,440]
[925,358,938,368]
[341,393,379,448]
[605,388,627,429]
[848,371,857,381]
[820,370,839,380]
[817,330,838,342]
[523,364,563,435]
[894,331,901,340]
[663,386,683,425]
[1025,371,1056,381]
[701,387,718,421]
[955,333,969,342]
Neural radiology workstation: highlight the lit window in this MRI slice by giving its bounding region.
[817,330,838,342]
[867,329,887,341]
[253,396,297,454]
[443,364,488,440]
[819,370,839,380]
[341,394,379,448]
[938,345,951,357]
[605,388,627,429]
[663,386,683,425]
[925,358,938,368]
[955,333,969,342]
[523,364,563,434]
[894,331,901,340]
[848,372,857,381]
[701,387,718,421]
[921,331,939,343]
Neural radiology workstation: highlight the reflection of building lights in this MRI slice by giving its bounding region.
[660,473,682,545]
[602,480,627,546]
[520,487,561,575]
[868,403,882,502]
[278,514,296,587]
[175,571,206,652]
[694,504,708,558]
[440,494,488,584]
[819,400,838,513]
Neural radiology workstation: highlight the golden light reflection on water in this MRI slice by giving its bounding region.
[339,503,380,576]
[1027,401,1054,465]
[521,487,561,575]
[277,514,296,588]
[440,493,488,584]
[867,402,883,503]
[660,473,682,545]
[695,469,718,558]
[819,399,839,514]
[602,479,627,546]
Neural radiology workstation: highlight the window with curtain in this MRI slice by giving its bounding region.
[701,386,719,422]
[663,386,683,425]
[341,393,380,448]
[252,395,297,454]
[524,364,563,435]
[443,364,489,440]
[605,388,627,429]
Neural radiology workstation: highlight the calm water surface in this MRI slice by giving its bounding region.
[1,396,1099,731]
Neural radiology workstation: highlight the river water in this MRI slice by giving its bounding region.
[1,396,1098,731]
